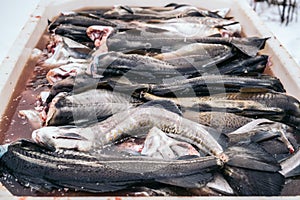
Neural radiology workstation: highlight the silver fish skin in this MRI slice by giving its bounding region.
[0,140,219,194]
[130,17,241,37]
[46,89,133,126]
[32,106,225,159]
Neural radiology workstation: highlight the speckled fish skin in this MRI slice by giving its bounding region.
[33,106,225,158]
[182,111,253,133]
[0,140,219,194]
[142,91,300,130]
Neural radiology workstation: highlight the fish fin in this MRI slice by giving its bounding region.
[284,165,300,178]
[0,171,57,195]
[120,5,134,14]
[231,37,269,57]
[239,87,271,93]
[223,165,284,196]
[174,4,190,9]
[223,142,284,195]
[225,142,281,172]
[164,3,179,7]
[156,172,214,188]
[53,180,130,193]
[144,27,170,33]
[208,33,222,37]
[141,100,183,116]
[250,131,280,143]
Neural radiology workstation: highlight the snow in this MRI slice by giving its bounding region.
[248,0,300,64]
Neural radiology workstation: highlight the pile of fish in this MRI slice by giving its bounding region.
[1,3,300,196]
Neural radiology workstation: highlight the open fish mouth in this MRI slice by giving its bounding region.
[86,25,114,47]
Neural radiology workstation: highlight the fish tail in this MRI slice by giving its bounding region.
[231,37,269,57]
[222,142,284,195]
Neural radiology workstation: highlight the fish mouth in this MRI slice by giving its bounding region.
[86,25,114,47]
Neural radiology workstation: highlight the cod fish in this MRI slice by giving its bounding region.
[153,43,235,69]
[87,51,205,83]
[0,139,284,196]
[87,25,268,57]
[33,100,226,159]
[142,91,300,130]
[146,74,285,97]
[102,4,224,20]
[46,89,136,126]
[123,17,241,37]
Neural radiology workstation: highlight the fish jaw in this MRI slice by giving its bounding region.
[86,25,114,49]
[32,126,93,151]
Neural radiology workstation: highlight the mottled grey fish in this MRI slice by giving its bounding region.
[142,91,300,130]
[33,102,226,159]
[46,89,135,126]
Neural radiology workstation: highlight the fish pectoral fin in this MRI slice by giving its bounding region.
[156,172,213,188]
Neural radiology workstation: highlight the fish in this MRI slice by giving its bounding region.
[102,4,223,20]
[153,43,235,69]
[42,36,91,68]
[214,54,269,76]
[225,119,296,154]
[142,91,300,130]
[0,139,219,194]
[147,74,285,97]
[33,100,226,159]
[87,25,268,57]
[45,89,135,126]
[123,17,241,37]
[0,139,285,196]
[48,13,116,32]
[87,51,205,83]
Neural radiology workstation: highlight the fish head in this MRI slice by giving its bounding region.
[32,126,92,151]
[86,25,114,49]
